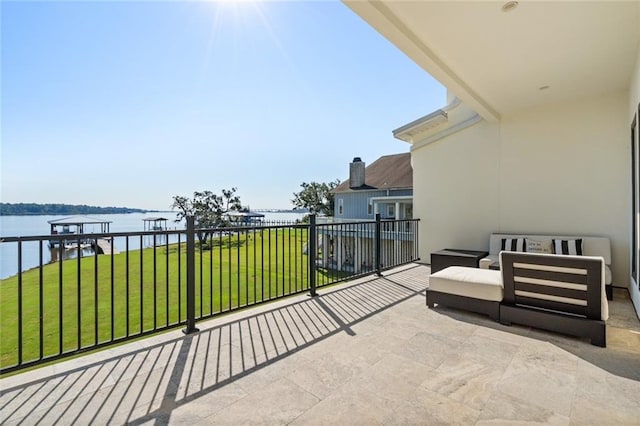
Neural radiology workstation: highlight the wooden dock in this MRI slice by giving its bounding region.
[95,238,119,255]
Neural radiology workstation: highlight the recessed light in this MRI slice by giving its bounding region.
[502,1,519,12]
[539,85,550,91]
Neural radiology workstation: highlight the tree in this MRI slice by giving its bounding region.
[171,188,242,244]
[291,179,341,217]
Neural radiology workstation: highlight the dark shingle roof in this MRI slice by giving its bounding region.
[333,153,412,193]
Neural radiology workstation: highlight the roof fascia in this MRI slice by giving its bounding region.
[411,113,482,152]
[334,186,412,194]
[369,195,413,202]
[393,109,448,142]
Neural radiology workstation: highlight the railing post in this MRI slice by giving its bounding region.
[183,216,199,334]
[375,213,382,276]
[309,214,317,297]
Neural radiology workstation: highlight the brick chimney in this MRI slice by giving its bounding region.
[349,157,365,189]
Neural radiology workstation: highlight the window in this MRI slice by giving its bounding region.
[338,198,343,216]
[405,205,413,220]
[387,204,395,218]
[367,202,373,215]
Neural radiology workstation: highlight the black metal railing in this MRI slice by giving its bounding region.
[0,214,418,374]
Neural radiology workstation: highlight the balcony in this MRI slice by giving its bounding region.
[2,214,639,424]
[1,263,639,424]
[0,216,419,374]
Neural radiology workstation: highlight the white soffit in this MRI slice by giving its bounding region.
[392,109,448,142]
[345,1,640,122]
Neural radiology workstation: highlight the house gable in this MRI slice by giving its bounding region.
[334,152,412,193]
[333,153,413,220]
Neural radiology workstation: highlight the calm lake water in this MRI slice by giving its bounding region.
[0,212,305,279]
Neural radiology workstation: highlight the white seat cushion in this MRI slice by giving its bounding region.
[430,266,503,302]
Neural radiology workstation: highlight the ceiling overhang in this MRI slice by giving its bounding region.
[345,1,640,123]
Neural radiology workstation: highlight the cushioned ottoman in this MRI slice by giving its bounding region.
[427,266,503,320]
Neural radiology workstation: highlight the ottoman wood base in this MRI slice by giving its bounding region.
[427,290,500,321]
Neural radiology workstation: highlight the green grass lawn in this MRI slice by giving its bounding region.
[0,228,344,370]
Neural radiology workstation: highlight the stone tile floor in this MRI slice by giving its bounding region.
[1,264,639,425]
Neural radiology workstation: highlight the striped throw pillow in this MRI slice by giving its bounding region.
[553,239,583,255]
[501,238,526,252]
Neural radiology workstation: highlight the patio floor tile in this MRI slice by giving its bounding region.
[1,264,639,425]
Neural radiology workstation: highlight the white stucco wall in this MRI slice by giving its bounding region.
[499,92,629,286]
[412,120,500,258]
[413,91,630,287]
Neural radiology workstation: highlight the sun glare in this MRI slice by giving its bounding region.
[199,0,293,72]
[216,0,261,4]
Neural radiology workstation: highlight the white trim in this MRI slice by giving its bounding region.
[392,97,461,143]
[369,195,413,203]
[411,113,482,152]
[442,96,462,112]
[393,110,448,142]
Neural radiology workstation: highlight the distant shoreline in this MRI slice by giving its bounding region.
[0,203,305,216]
[0,203,159,216]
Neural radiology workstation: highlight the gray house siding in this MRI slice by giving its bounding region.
[322,154,415,274]
[335,189,413,220]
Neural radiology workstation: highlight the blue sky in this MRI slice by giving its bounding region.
[1,0,445,210]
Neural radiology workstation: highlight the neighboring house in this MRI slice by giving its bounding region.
[345,1,640,318]
[317,153,415,273]
[333,153,413,221]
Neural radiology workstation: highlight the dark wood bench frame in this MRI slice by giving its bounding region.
[499,252,606,347]
[427,290,500,321]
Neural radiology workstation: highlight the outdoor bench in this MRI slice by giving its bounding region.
[426,251,608,346]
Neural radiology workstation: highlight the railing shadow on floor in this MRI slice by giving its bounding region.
[0,264,428,425]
